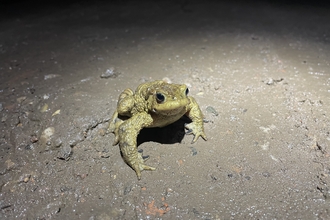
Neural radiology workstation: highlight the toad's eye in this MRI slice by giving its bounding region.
[185,88,189,96]
[156,93,165,103]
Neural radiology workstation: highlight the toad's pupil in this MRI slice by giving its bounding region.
[156,93,165,103]
[185,88,189,96]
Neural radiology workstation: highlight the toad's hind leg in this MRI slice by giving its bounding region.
[118,113,155,180]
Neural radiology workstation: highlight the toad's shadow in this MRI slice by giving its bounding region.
[137,115,191,146]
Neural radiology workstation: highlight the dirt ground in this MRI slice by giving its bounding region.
[1,0,330,219]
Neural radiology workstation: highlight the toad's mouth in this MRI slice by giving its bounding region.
[151,98,190,115]
[152,107,185,116]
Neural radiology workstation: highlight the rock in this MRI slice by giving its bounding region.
[189,147,198,156]
[16,96,27,103]
[57,144,72,160]
[1,114,7,122]
[68,132,85,147]
[262,172,271,177]
[54,138,63,148]
[39,127,55,152]
[98,128,106,136]
[40,103,49,113]
[100,67,120,78]
[5,159,16,171]
[51,109,60,116]
[37,201,63,219]
[206,106,219,116]
[262,78,284,85]
[30,135,38,143]
[18,174,31,183]
[44,74,60,80]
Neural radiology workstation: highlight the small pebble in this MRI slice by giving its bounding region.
[40,103,49,113]
[189,147,198,156]
[98,128,106,136]
[206,106,219,116]
[265,78,274,85]
[23,176,30,183]
[100,67,120,78]
[54,138,63,148]
[30,135,38,143]
[52,109,60,116]
[166,188,173,193]
[124,185,132,195]
[28,87,35,94]
[44,74,60,80]
[5,159,15,170]
[25,144,33,150]
[262,172,271,177]
[262,78,284,85]
[1,114,8,124]
[162,77,172,83]
[17,96,26,103]
[77,173,88,180]
[41,127,55,138]
[58,145,72,160]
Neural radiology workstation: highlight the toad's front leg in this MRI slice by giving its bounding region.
[118,113,155,180]
[185,97,207,143]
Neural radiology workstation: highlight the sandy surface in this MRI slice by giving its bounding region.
[1,0,330,219]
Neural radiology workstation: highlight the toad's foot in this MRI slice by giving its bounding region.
[110,119,124,146]
[185,122,207,143]
[108,111,124,145]
[132,152,156,180]
[121,143,155,180]
[108,111,119,133]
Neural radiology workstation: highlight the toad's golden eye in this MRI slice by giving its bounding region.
[185,88,189,96]
[156,93,165,103]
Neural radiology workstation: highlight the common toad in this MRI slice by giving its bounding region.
[108,80,207,179]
